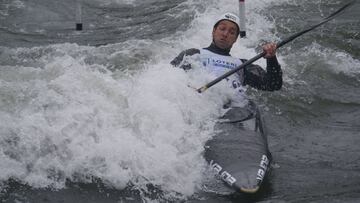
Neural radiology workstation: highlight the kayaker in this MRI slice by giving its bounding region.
[171,13,277,191]
[171,13,282,102]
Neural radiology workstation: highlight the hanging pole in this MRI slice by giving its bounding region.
[76,0,83,30]
[239,0,246,37]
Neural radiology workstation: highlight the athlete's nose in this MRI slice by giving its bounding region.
[221,30,229,38]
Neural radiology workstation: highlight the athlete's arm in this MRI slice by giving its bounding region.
[170,48,200,70]
[243,56,282,91]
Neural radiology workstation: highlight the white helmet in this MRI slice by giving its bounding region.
[214,13,240,35]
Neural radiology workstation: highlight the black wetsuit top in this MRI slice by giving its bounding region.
[171,43,282,91]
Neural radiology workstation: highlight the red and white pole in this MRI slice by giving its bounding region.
[76,0,83,30]
[239,0,246,37]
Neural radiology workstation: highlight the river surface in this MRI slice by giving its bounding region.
[0,0,359,202]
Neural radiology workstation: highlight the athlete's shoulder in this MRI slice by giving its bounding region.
[183,48,201,56]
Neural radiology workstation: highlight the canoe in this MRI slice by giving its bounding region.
[204,101,271,194]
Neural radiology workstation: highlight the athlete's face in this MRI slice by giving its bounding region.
[212,20,238,50]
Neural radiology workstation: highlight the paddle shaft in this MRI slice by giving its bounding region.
[197,0,355,93]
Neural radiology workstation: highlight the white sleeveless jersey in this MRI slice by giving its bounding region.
[200,49,247,103]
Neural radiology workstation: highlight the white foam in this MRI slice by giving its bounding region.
[0,43,231,196]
